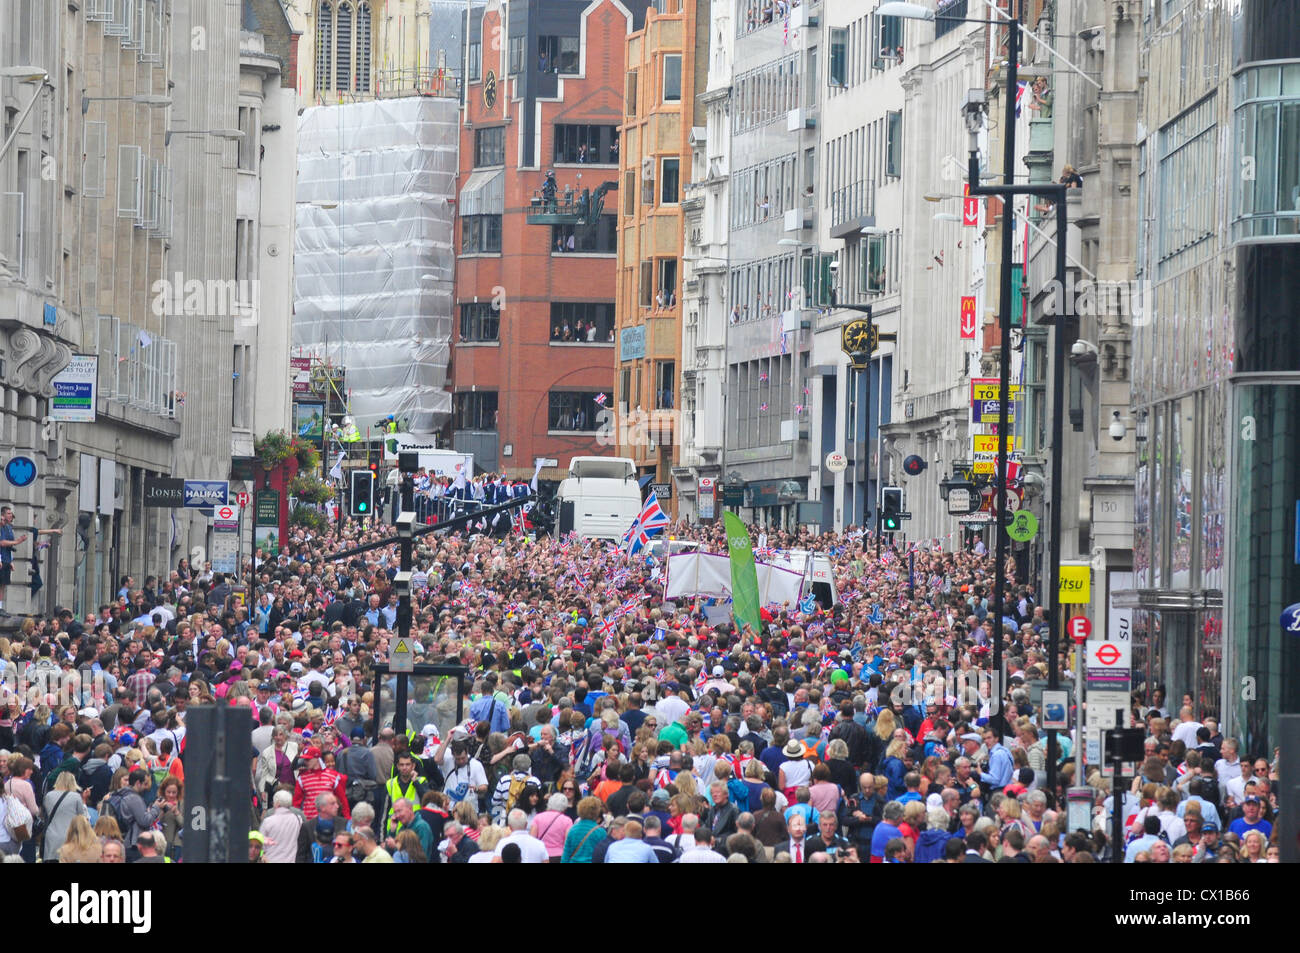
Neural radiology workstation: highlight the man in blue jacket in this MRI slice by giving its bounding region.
[979,727,1014,791]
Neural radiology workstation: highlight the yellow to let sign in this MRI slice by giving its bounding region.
[971,382,1023,401]
[971,434,1020,454]
[1058,563,1091,604]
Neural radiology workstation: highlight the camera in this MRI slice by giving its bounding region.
[827,258,839,274]
[1108,410,1126,442]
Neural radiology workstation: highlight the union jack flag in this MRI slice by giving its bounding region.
[594,392,608,406]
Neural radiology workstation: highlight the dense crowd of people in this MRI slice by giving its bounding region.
[0,498,1282,863]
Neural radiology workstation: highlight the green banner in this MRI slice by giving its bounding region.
[724,511,762,635]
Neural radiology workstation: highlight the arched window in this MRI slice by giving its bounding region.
[316,1,333,93]
[357,3,372,93]
[336,2,354,92]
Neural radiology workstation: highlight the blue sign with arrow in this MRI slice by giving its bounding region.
[5,456,37,488]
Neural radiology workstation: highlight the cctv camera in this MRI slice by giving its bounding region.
[1109,410,1126,442]
[828,259,839,273]
[1070,339,1098,358]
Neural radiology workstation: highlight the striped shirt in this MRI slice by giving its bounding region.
[294,768,350,820]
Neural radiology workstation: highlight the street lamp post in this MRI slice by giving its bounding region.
[0,69,50,163]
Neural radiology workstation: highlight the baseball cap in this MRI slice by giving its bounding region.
[249,830,266,844]
[712,665,725,677]
[1243,795,1261,804]
[303,746,322,760]
[78,707,99,719]
[960,732,983,743]
[289,661,304,675]
[258,682,275,692]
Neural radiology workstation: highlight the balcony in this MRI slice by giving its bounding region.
[828,181,876,239]
[787,107,817,132]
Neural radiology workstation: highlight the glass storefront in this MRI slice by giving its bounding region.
[1231,383,1300,758]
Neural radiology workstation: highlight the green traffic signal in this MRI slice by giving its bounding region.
[882,514,900,532]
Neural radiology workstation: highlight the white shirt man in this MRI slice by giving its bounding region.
[1215,742,1241,791]
[1170,708,1202,750]
[496,810,550,863]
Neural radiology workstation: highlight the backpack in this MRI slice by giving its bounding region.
[504,774,529,813]
[103,790,136,841]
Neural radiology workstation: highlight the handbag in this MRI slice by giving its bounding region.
[3,784,33,843]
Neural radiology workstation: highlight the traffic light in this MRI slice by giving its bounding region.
[350,470,374,516]
[879,486,903,533]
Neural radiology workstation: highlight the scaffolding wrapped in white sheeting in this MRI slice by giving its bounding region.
[293,97,459,433]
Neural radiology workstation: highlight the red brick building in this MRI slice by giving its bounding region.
[450,0,652,480]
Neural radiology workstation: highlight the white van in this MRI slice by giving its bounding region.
[556,456,643,541]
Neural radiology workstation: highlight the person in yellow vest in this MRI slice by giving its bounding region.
[382,753,427,836]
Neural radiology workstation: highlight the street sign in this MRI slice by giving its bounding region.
[960,296,977,339]
[390,637,414,674]
[947,487,973,515]
[254,489,280,526]
[535,457,558,468]
[1007,510,1038,541]
[651,482,672,500]
[962,184,979,226]
[143,477,185,507]
[235,491,250,508]
[1067,615,1092,643]
[825,451,848,473]
[1058,562,1091,604]
[698,477,716,520]
[4,456,36,488]
[212,504,240,524]
[1041,690,1069,731]
[1085,639,1131,684]
[183,480,229,508]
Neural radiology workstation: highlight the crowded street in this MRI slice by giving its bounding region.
[0,501,1280,866]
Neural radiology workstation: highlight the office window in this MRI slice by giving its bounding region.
[1158,94,1216,268]
[548,392,602,431]
[639,260,654,307]
[663,54,682,102]
[806,46,818,107]
[538,36,580,74]
[829,29,847,87]
[551,215,617,253]
[468,41,481,82]
[860,235,885,293]
[885,110,902,177]
[551,302,616,342]
[620,368,632,408]
[554,124,619,164]
[459,302,500,341]
[234,218,254,289]
[658,258,678,300]
[1233,65,1300,239]
[660,158,680,204]
[874,12,903,68]
[656,361,676,409]
[237,106,256,171]
[453,391,498,430]
[626,70,639,117]
[461,214,502,253]
[475,126,505,167]
[509,35,524,74]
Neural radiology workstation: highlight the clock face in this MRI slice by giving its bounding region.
[484,70,497,108]
[841,319,877,358]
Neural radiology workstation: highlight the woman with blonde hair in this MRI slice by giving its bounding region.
[57,814,101,864]
[42,769,88,862]
[452,799,480,840]
[1242,829,1267,863]
[94,815,123,840]
[467,824,507,863]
